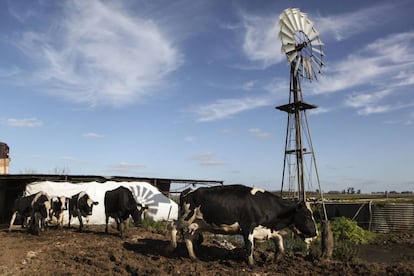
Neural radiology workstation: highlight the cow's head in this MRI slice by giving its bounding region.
[292,201,317,238]
[85,197,99,215]
[77,194,99,216]
[60,196,70,210]
[131,204,148,227]
[34,199,51,222]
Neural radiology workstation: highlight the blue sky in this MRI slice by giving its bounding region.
[0,0,413,193]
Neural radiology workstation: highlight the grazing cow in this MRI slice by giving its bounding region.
[68,192,98,231]
[170,185,317,265]
[8,191,51,234]
[104,186,144,238]
[50,196,69,227]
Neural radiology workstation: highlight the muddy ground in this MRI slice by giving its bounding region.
[1,225,414,275]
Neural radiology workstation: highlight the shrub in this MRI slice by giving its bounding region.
[330,217,375,245]
[330,217,375,262]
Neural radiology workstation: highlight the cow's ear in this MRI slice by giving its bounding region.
[93,201,99,206]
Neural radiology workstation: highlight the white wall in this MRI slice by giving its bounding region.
[25,181,178,225]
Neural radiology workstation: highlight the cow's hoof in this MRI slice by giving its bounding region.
[190,258,199,263]
[274,253,284,262]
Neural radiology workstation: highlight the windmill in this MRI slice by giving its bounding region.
[276,8,326,208]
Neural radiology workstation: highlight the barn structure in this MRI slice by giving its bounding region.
[0,174,223,224]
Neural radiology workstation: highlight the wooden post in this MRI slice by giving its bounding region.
[321,220,334,261]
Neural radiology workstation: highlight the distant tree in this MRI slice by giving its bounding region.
[347,187,355,194]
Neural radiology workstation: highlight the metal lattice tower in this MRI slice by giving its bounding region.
[276,62,320,202]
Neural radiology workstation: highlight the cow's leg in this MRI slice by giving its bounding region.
[78,215,83,231]
[105,215,109,234]
[184,237,197,260]
[170,222,178,248]
[23,215,32,228]
[184,223,200,260]
[85,216,90,228]
[115,218,122,231]
[8,211,18,232]
[58,212,64,228]
[271,232,285,261]
[119,219,125,238]
[245,231,256,266]
[68,212,72,228]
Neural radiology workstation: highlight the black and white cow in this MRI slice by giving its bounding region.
[8,191,51,234]
[170,185,318,265]
[104,186,144,238]
[50,196,70,227]
[68,192,98,231]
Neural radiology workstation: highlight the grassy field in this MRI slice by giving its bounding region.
[275,191,414,203]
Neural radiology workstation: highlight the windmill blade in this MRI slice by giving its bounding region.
[279,29,296,45]
[302,18,314,38]
[287,51,298,64]
[278,17,295,36]
[285,8,300,32]
[304,58,314,80]
[311,47,324,56]
[299,12,309,34]
[292,9,303,32]
[311,54,324,67]
[281,43,296,54]
[279,9,296,33]
[310,38,324,46]
[279,7,324,79]
[307,28,320,42]
[311,55,324,72]
[294,56,301,76]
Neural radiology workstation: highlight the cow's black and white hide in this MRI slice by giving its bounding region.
[104,186,144,238]
[68,192,98,231]
[50,196,69,227]
[8,191,51,235]
[170,185,317,265]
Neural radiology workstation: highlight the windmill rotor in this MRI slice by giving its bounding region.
[278,8,324,80]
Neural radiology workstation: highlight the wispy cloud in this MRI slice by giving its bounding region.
[345,89,392,115]
[114,162,145,169]
[191,77,288,122]
[184,136,196,143]
[82,132,104,138]
[10,0,183,107]
[108,162,146,173]
[312,31,414,115]
[60,156,83,162]
[248,128,272,138]
[191,95,271,122]
[191,152,224,166]
[238,3,398,68]
[315,3,398,42]
[240,13,283,68]
[3,117,43,127]
[312,31,414,93]
[191,152,215,160]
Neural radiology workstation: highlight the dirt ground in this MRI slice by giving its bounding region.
[1,225,414,276]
